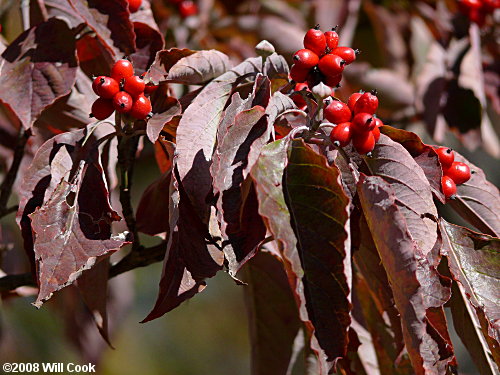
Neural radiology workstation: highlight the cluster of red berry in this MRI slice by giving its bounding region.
[291,25,358,89]
[91,59,153,121]
[327,91,383,155]
[127,0,142,13]
[458,0,499,26]
[169,0,198,18]
[434,147,472,199]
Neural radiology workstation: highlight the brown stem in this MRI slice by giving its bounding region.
[117,132,140,250]
[0,128,30,218]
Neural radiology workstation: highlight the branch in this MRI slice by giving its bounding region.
[0,128,30,218]
[0,241,168,292]
[109,241,168,278]
[117,132,140,250]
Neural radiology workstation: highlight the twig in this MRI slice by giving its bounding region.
[109,241,168,278]
[117,131,141,250]
[0,241,169,292]
[0,128,30,218]
[0,272,36,292]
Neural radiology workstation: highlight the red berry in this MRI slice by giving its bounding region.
[95,76,120,99]
[459,0,483,11]
[352,131,376,155]
[91,98,114,120]
[92,76,106,95]
[372,125,380,142]
[445,161,471,185]
[482,0,500,12]
[324,100,352,124]
[124,75,146,97]
[144,83,159,95]
[324,28,339,50]
[331,47,358,65]
[330,122,352,147]
[291,82,308,108]
[441,176,457,200]
[290,64,310,83]
[353,90,378,115]
[113,91,133,113]
[304,25,327,56]
[179,1,198,18]
[318,54,345,77]
[127,0,142,13]
[352,113,375,134]
[468,8,486,26]
[293,49,319,70]
[129,94,152,120]
[434,147,455,170]
[325,74,342,88]
[111,59,134,82]
[347,92,363,112]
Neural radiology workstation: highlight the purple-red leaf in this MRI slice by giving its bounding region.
[143,166,223,322]
[243,249,302,375]
[166,50,231,85]
[365,134,438,255]
[136,170,171,237]
[440,219,500,372]
[175,56,262,215]
[251,139,351,370]
[380,126,444,202]
[147,97,181,144]
[144,48,197,84]
[130,22,164,73]
[0,18,78,130]
[358,175,454,375]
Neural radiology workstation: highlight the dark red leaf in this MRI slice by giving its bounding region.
[243,249,302,375]
[380,126,444,202]
[176,57,262,216]
[144,48,197,84]
[440,219,500,371]
[0,18,78,130]
[130,22,165,73]
[147,96,181,143]
[142,166,223,322]
[251,139,352,369]
[136,171,171,237]
[357,175,454,375]
[166,50,231,85]
[365,134,439,255]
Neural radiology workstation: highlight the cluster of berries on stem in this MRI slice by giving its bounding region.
[91,59,154,121]
[457,0,499,26]
[327,90,382,155]
[291,25,358,89]
[434,147,472,200]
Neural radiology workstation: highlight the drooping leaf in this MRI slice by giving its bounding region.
[211,76,271,275]
[448,153,500,237]
[175,56,262,215]
[243,249,302,375]
[130,22,164,73]
[76,259,112,346]
[136,171,171,237]
[380,126,444,202]
[147,97,181,143]
[251,139,352,370]
[440,219,500,372]
[354,215,409,375]
[29,153,128,307]
[144,48,197,84]
[212,105,268,275]
[0,18,78,130]
[166,50,232,85]
[142,166,223,322]
[364,134,438,255]
[357,175,454,375]
[16,124,128,305]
